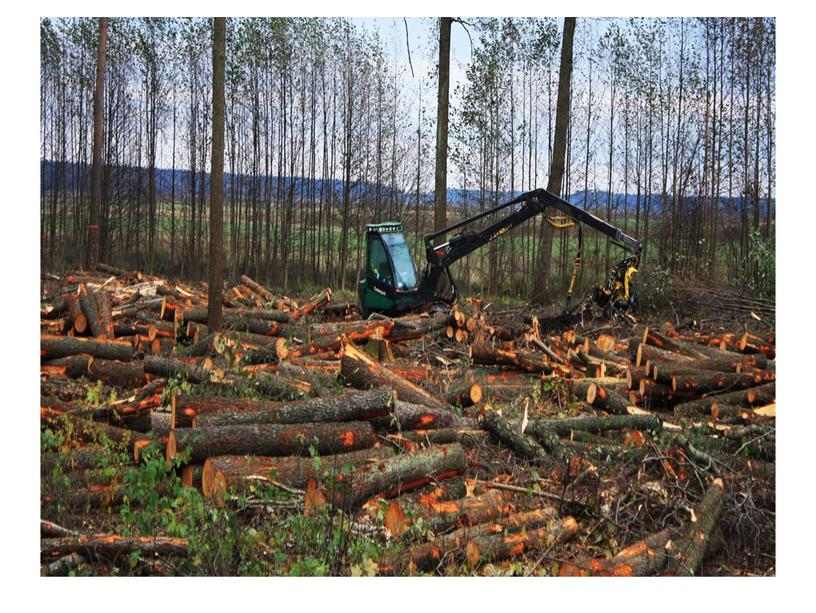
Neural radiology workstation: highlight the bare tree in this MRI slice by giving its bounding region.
[207,17,226,333]
[532,17,575,303]
[433,17,452,243]
[86,17,107,270]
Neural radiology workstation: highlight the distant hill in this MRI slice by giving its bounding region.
[40,159,774,215]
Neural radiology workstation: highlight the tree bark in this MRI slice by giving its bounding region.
[202,446,397,497]
[672,382,775,418]
[79,285,104,338]
[41,334,132,361]
[341,342,446,409]
[671,371,766,397]
[384,515,577,575]
[560,527,678,576]
[65,293,87,334]
[207,17,226,333]
[481,410,549,461]
[87,358,145,388]
[167,421,375,463]
[85,17,107,270]
[433,17,452,243]
[143,355,210,383]
[191,387,395,427]
[532,17,576,303]
[586,383,630,415]
[529,413,661,436]
[44,354,93,378]
[370,399,470,432]
[42,535,187,560]
[331,443,466,510]
[665,479,725,576]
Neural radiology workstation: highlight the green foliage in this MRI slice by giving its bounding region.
[637,260,673,311]
[85,381,106,406]
[748,227,775,298]
[161,375,193,403]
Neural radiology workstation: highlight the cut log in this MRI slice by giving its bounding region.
[626,367,650,391]
[341,342,446,409]
[41,535,188,560]
[636,343,694,367]
[733,365,776,383]
[42,294,71,319]
[469,345,560,374]
[227,307,291,323]
[384,364,431,383]
[143,355,210,383]
[191,387,395,427]
[167,421,375,463]
[481,410,548,461]
[42,553,88,576]
[331,443,466,510]
[671,372,766,397]
[481,384,537,404]
[529,413,662,437]
[41,446,133,475]
[665,479,725,576]
[397,489,514,534]
[586,383,630,415]
[567,377,627,400]
[79,285,105,338]
[284,336,342,360]
[294,288,332,318]
[672,383,776,418]
[560,527,678,576]
[41,485,125,509]
[524,422,574,462]
[446,383,483,408]
[239,274,277,303]
[642,328,708,359]
[370,400,466,432]
[383,516,577,575]
[44,354,93,378]
[202,446,397,497]
[87,359,145,388]
[180,464,204,489]
[41,409,151,452]
[230,371,311,402]
[221,316,283,337]
[94,290,115,339]
[41,334,133,361]
[65,293,87,334]
[639,379,677,407]
[396,429,489,449]
[149,412,173,437]
[387,312,455,342]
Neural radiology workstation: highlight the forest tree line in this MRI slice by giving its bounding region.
[40,17,775,300]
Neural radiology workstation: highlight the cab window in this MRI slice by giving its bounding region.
[368,235,394,286]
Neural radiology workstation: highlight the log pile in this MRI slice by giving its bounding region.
[40,267,775,576]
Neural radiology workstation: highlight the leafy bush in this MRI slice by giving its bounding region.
[748,227,775,298]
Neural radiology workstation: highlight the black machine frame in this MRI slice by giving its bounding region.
[415,188,642,313]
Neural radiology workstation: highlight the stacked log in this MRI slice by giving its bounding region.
[40,268,775,576]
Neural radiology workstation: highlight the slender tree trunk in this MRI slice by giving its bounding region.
[86,17,107,270]
[207,17,226,333]
[532,17,575,304]
[433,17,452,244]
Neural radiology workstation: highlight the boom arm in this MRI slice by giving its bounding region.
[417,188,641,306]
[424,188,640,267]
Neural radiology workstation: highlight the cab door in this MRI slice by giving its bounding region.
[366,233,396,298]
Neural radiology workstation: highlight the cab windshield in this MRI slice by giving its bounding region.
[381,232,417,290]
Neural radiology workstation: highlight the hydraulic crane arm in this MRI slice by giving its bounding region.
[417,188,641,310]
[423,188,640,268]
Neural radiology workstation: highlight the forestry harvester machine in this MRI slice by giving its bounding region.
[358,188,642,322]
